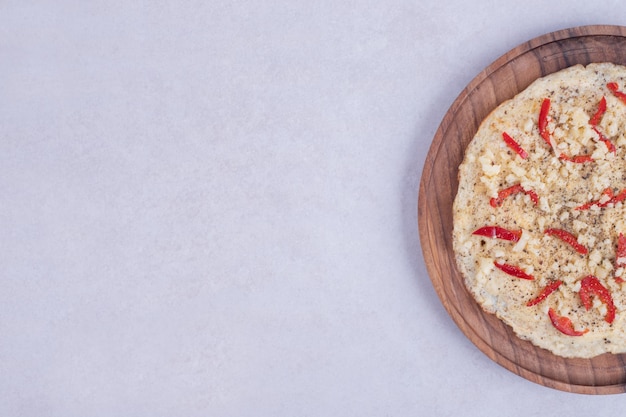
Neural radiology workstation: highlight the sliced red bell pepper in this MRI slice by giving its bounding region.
[575,187,613,210]
[489,184,539,208]
[538,98,552,147]
[614,233,626,284]
[472,226,522,242]
[490,184,523,207]
[559,153,594,163]
[592,126,616,153]
[598,187,615,207]
[589,96,607,126]
[526,189,539,206]
[608,82,626,104]
[548,308,589,336]
[579,275,616,324]
[526,280,562,306]
[494,261,535,280]
[502,132,528,159]
[612,188,626,205]
[544,228,588,255]
[588,95,615,153]
[576,187,626,210]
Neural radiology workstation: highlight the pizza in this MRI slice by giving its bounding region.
[453,62,626,358]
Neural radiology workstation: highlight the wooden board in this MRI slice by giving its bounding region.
[418,25,626,394]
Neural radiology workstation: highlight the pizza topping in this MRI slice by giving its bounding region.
[576,187,626,210]
[538,98,553,148]
[608,82,626,104]
[526,280,562,306]
[585,95,616,155]
[548,308,589,336]
[611,189,626,205]
[501,132,528,159]
[592,127,616,154]
[576,187,614,210]
[544,228,588,255]
[472,226,522,242]
[579,275,616,324]
[489,184,539,207]
[494,261,535,280]
[589,96,607,126]
[478,149,501,178]
[558,153,594,163]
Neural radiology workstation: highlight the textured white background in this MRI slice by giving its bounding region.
[2,1,626,415]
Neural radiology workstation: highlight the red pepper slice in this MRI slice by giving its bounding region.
[559,153,594,163]
[608,82,626,104]
[598,187,616,207]
[548,308,589,336]
[489,184,539,208]
[544,228,588,255]
[575,187,614,210]
[612,188,626,205]
[490,184,523,207]
[525,189,539,206]
[472,226,522,242]
[576,187,626,210]
[575,201,593,211]
[526,280,562,306]
[579,275,616,324]
[615,233,626,267]
[502,132,528,159]
[494,261,535,280]
[615,233,626,283]
[589,96,607,126]
[592,126,616,153]
[538,98,552,147]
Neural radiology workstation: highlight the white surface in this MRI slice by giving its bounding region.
[2,1,626,415]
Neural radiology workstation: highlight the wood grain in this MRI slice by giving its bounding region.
[418,25,626,394]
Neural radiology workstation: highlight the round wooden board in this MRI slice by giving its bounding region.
[418,25,626,394]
